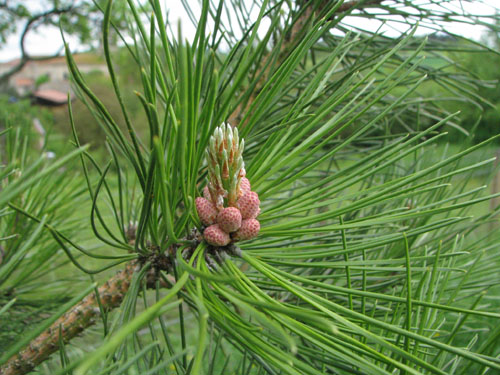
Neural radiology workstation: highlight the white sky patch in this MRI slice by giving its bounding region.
[0,26,84,62]
[0,0,88,62]
[335,0,499,39]
[0,0,498,62]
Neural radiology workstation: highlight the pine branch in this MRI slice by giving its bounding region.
[0,2,390,373]
[228,4,314,126]
[0,262,138,375]
[228,0,384,126]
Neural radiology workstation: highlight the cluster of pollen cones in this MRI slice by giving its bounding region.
[196,176,260,246]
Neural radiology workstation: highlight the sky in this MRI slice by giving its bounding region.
[0,0,499,63]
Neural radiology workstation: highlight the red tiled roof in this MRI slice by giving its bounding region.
[33,89,68,104]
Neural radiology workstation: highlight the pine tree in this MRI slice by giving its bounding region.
[1,1,500,374]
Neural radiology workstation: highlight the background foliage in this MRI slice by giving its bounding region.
[1,1,500,375]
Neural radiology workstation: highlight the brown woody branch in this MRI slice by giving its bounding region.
[228,5,314,126]
[0,262,139,375]
[0,258,176,375]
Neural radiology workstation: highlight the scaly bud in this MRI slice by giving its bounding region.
[206,123,246,207]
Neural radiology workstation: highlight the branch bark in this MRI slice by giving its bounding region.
[0,254,176,375]
[0,261,138,375]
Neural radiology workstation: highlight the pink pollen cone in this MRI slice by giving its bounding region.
[204,224,231,246]
[217,207,242,233]
[239,177,251,196]
[238,191,260,219]
[234,219,260,241]
[195,197,218,226]
[203,186,211,201]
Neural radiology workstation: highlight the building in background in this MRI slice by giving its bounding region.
[0,53,108,105]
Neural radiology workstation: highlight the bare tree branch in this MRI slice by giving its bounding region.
[0,6,74,85]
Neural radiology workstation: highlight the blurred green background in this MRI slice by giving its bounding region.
[2,29,500,160]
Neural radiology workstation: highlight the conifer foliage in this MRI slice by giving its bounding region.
[1,1,500,374]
